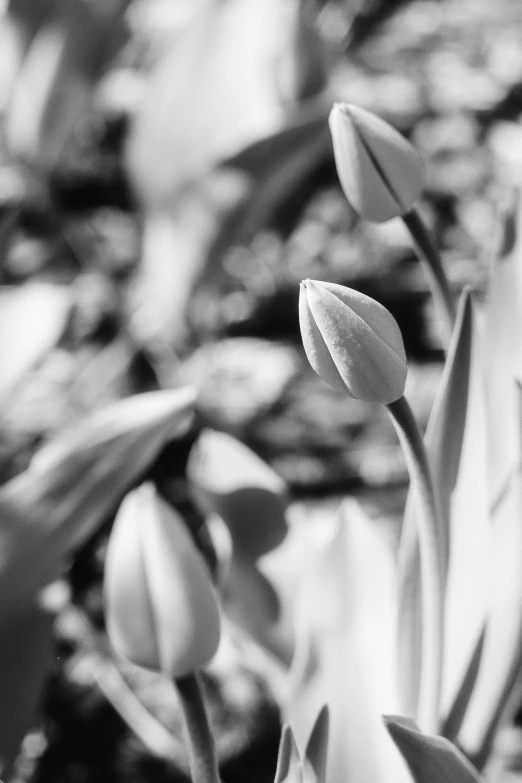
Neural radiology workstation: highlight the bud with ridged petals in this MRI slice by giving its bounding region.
[329,102,425,222]
[299,279,407,404]
[104,483,221,678]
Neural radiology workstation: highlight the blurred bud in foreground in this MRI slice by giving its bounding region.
[104,483,221,678]
[329,103,425,222]
[187,429,288,559]
[299,279,407,403]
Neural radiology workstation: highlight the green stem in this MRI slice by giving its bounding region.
[387,395,444,733]
[403,207,456,344]
[175,673,221,783]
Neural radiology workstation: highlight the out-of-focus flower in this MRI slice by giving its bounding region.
[187,428,288,559]
[328,103,425,222]
[299,279,407,404]
[104,483,221,678]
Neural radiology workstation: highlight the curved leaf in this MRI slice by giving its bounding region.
[385,716,483,783]
[0,387,196,608]
[396,288,475,719]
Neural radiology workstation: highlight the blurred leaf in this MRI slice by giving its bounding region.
[458,388,522,767]
[441,627,485,742]
[481,188,522,501]
[6,0,129,169]
[0,387,196,608]
[276,0,328,107]
[0,205,19,270]
[286,499,408,783]
[384,716,484,783]
[0,603,54,778]
[187,428,288,559]
[209,108,331,266]
[303,705,329,783]
[275,724,301,783]
[125,0,285,204]
[0,282,71,404]
[396,289,474,718]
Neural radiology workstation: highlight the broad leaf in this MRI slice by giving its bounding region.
[458,389,522,767]
[385,716,483,783]
[0,603,54,778]
[396,289,476,719]
[0,387,196,609]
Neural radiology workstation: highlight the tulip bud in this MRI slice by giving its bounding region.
[104,483,220,678]
[187,429,288,559]
[328,102,425,222]
[299,279,407,404]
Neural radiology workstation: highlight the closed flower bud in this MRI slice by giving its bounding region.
[299,279,407,404]
[187,429,288,559]
[104,483,220,678]
[329,102,425,222]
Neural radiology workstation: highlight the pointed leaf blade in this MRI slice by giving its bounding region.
[384,716,484,783]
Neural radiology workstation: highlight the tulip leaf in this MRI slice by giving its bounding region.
[481,189,522,502]
[441,626,485,742]
[275,724,301,783]
[384,715,484,783]
[0,603,54,778]
[208,107,332,267]
[397,288,474,718]
[0,387,196,607]
[286,500,405,783]
[457,387,522,768]
[303,705,329,783]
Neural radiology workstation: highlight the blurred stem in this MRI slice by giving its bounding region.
[387,395,444,733]
[403,207,456,344]
[175,673,221,783]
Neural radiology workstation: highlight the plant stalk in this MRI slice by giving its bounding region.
[403,207,456,344]
[175,672,221,783]
[387,395,445,733]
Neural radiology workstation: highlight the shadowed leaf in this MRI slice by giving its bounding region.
[385,716,483,783]
[397,288,474,718]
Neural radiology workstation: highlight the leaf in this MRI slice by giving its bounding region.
[481,188,522,501]
[275,724,302,783]
[208,107,332,266]
[286,499,409,783]
[303,705,329,783]
[125,0,285,205]
[441,627,485,742]
[0,282,71,403]
[0,387,196,609]
[384,716,484,783]
[457,388,522,768]
[396,288,475,718]
[5,0,129,169]
[0,603,54,778]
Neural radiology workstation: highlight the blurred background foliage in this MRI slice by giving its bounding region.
[2,0,522,780]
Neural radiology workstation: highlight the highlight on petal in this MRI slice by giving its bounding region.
[384,715,484,783]
[299,279,407,403]
[329,103,425,222]
[104,483,221,678]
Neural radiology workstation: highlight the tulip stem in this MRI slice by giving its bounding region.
[387,395,444,733]
[175,673,221,783]
[403,207,456,343]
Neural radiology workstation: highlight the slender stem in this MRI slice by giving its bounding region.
[387,395,444,733]
[175,673,221,783]
[403,207,456,344]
